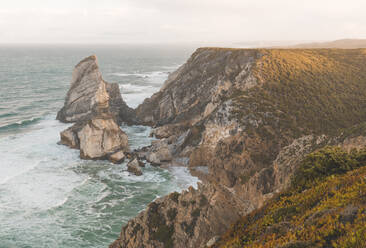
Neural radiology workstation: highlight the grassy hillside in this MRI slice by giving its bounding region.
[215,146,366,248]
[232,49,366,137]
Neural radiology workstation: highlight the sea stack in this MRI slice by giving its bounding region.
[56,55,135,125]
[58,55,130,162]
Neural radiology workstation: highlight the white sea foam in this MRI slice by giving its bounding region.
[111,70,169,80]
[121,86,161,108]
[120,83,155,94]
[112,70,173,108]
[0,116,86,210]
[169,166,201,190]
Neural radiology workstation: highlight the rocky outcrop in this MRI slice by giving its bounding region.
[106,82,137,125]
[127,158,144,176]
[58,55,130,162]
[109,151,126,164]
[57,55,135,125]
[78,116,129,159]
[111,48,366,248]
[59,113,129,162]
[110,183,246,248]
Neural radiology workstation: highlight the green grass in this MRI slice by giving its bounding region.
[216,146,366,248]
[232,49,366,138]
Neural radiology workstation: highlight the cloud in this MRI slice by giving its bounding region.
[0,0,366,44]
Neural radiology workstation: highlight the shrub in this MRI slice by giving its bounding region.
[292,146,366,190]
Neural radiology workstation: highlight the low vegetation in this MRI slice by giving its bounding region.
[232,49,366,138]
[216,146,366,248]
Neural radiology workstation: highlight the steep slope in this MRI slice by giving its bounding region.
[111,48,366,248]
[216,146,366,248]
[135,48,259,126]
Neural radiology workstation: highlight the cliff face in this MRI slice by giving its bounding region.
[135,48,259,126]
[112,48,366,248]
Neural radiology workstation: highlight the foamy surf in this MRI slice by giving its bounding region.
[0,44,194,247]
[0,116,199,248]
[111,68,180,108]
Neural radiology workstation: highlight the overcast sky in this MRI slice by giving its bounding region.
[1,0,365,44]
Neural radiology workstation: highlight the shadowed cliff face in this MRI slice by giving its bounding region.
[112,48,366,248]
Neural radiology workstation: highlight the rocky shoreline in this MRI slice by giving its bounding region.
[57,48,366,248]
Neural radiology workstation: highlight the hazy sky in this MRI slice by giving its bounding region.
[1,0,366,44]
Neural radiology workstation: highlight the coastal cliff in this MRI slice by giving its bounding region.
[111,48,366,248]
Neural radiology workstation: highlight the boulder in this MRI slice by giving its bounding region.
[109,151,126,164]
[206,236,220,247]
[59,126,80,149]
[127,158,143,176]
[78,117,129,160]
[59,116,129,160]
[146,142,173,165]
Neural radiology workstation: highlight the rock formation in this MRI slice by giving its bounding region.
[58,55,130,162]
[127,158,144,176]
[109,151,126,164]
[56,55,135,125]
[111,48,366,248]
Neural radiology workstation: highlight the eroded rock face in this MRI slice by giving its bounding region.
[58,55,130,162]
[57,55,135,125]
[59,115,129,161]
[110,183,244,248]
[78,117,129,159]
[135,48,259,126]
[60,125,80,149]
[106,82,137,125]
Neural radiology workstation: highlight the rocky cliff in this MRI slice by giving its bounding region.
[111,48,366,248]
[57,55,135,125]
[58,55,130,162]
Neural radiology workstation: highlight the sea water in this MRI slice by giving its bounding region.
[0,44,198,248]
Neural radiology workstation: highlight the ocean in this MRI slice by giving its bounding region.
[0,44,198,248]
